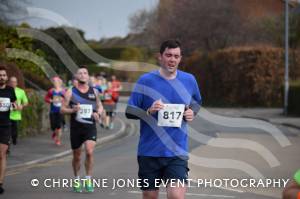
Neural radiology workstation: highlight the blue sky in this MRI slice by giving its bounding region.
[24,0,158,40]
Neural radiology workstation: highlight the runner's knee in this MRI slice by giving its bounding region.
[73,150,81,161]
[0,151,6,159]
[86,148,94,157]
[143,191,158,199]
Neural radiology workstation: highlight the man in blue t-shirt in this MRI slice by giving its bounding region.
[126,40,202,199]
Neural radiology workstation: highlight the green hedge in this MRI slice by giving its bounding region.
[23,70,52,90]
[184,47,300,107]
[93,47,127,60]
[288,81,300,116]
[18,89,49,137]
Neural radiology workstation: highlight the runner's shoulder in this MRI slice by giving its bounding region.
[177,70,196,79]
[17,87,27,94]
[177,70,198,84]
[5,85,15,92]
[137,70,196,83]
[140,71,155,79]
[47,88,54,93]
[14,86,22,91]
[137,70,159,83]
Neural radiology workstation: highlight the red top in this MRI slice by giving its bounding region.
[44,88,65,104]
[112,80,121,96]
[44,88,66,113]
[103,88,118,105]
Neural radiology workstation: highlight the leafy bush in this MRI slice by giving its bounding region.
[93,47,127,60]
[18,89,49,137]
[184,46,300,107]
[23,70,52,90]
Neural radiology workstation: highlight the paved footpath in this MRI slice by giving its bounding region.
[206,108,300,130]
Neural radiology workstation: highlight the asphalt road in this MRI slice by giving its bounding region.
[4,106,300,199]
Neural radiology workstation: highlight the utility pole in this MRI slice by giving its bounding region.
[284,0,289,115]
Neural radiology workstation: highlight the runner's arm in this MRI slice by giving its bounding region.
[17,90,29,110]
[15,91,28,111]
[44,89,52,104]
[125,105,144,120]
[189,76,202,116]
[94,88,103,115]
[117,82,122,92]
[60,89,76,114]
[10,88,17,109]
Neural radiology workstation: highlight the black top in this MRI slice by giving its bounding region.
[70,86,97,126]
[0,85,17,126]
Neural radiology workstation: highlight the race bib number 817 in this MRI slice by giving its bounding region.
[158,104,185,127]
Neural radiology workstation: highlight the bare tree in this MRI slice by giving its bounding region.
[129,9,155,34]
[129,0,272,54]
[153,0,245,53]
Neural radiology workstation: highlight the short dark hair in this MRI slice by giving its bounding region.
[0,64,7,72]
[79,65,87,69]
[160,39,181,54]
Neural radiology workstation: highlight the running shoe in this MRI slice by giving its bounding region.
[55,139,61,146]
[109,123,114,130]
[72,180,82,193]
[84,179,94,193]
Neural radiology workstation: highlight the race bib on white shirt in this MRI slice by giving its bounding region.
[0,97,11,112]
[158,104,185,127]
[53,102,62,107]
[76,104,93,119]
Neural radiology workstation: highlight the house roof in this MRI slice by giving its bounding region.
[282,0,299,7]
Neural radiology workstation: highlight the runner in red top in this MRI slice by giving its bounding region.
[111,75,122,103]
[103,81,118,129]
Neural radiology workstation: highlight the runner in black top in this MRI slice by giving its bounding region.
[0,65,17,194]
[61,66,103,193]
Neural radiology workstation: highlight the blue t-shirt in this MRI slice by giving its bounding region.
[128,70,202,157]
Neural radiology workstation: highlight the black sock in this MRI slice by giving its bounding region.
[13,138,17,145]
[0,183,4,194]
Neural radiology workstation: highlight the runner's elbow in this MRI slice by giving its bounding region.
[125,105,140,120]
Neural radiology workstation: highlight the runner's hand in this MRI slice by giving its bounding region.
[148,99,164,114]
[183,107,194,122]
[16,104,23,111]
[72,103,80,113]
[11,102,17,110]
[92,112,100,122]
